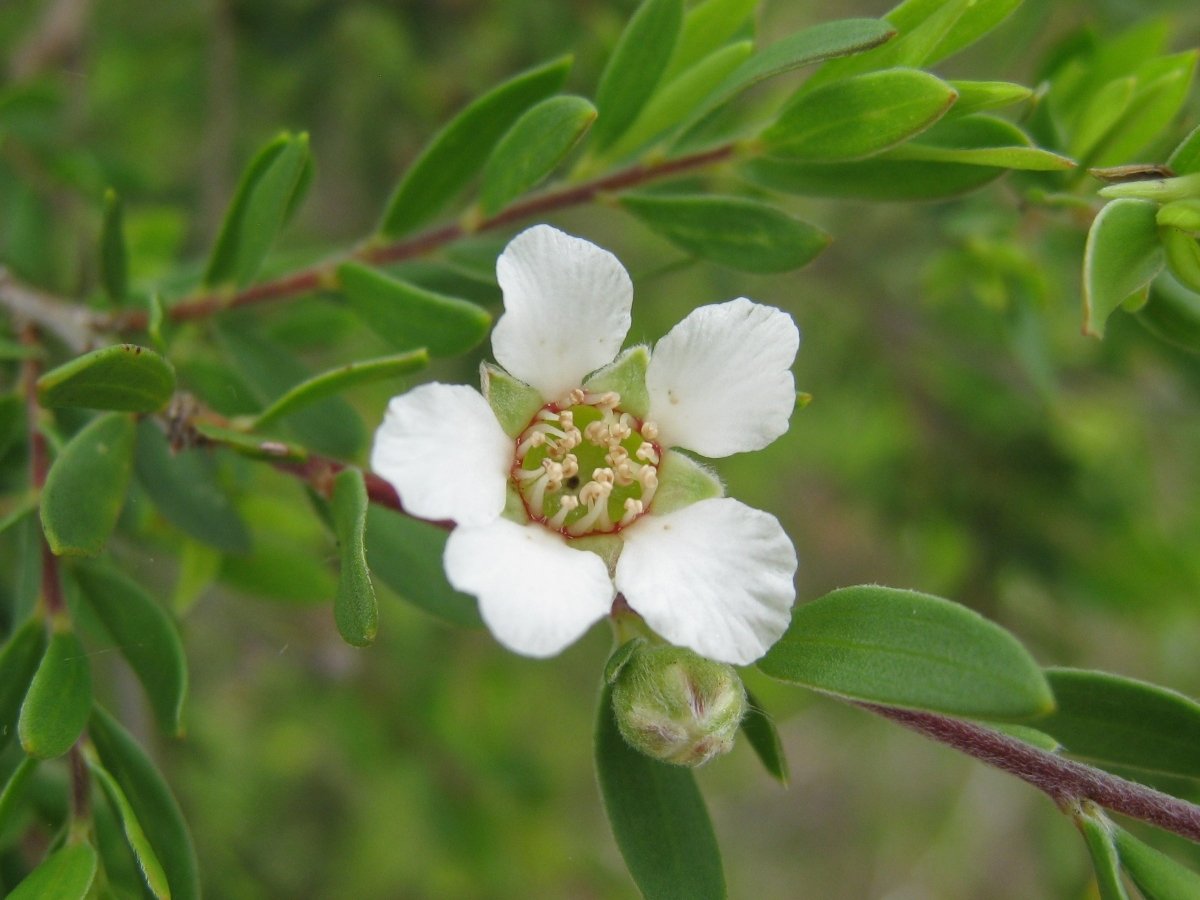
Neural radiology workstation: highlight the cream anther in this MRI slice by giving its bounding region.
[640,421,659,441]
[584,421,608,444]
[606,446,629,466]
[566,388,587,405]
[614,461,637,486]
[547,494,579,529]
[635,443,660,465]
[609,421,632,443]
[560,454,579,478]
[592,467,615,486]
[620,498,644,526]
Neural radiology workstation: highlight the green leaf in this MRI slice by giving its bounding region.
[885,140,1075,171]
[252,350,429,430]
[1068,76,1136,161]
[1076,806,1130,900]
[745,116,1010,201]
[89,705,200,900]
[19,628,93,759]
[0,617,47,755]
[0,756,38,838]
[379,56,571,236]
[590,0,683,152]
[1083,199,1164,338]
[741,689,788,784]
[1088,53,1198,169]
[86,757,171,899]
[662,0,757,82]
[7,842,98,900]
[1137,272,1200,354]
[675,18,895,139]
[1033,668,1200,780]
[332,469,378,647]
[1114,827,1200,900]
[763,68,957,161]
[1160,226,1200,295]
[1158,200,1200,233]
[37,344,175,413]
[40,412,135,557]
[100,188,129,305]
[480,362,543,438]
[619,194,830,273]
[364,506,480,628]
[338,262,492,358]
[134,419,252,554]
[205,131,312,288]
[1168,124,1200,175]
[215,321,365,459]
[887,0,1022,65]
[73,562,188,737]
[945,80,1032,117]
[611,41,752,159]
[595,680,725,900]
[584,346,650,419]
[191,421,307,462]
[481,96,596,215]
[758,585,1054,720]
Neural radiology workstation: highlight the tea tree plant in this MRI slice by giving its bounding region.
[1,0,1199,896]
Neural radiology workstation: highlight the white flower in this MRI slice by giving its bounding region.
[371,224,799,665]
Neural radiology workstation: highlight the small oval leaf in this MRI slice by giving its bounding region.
[7,842,98,900]
[1083,199,1164,338]
[332,468,378,647]
[19,628,93,759]
[1034,668,1200,780]
[758,585,1054,720]
[41,412,135,557]
[252,350,429,430]
[1075,807,1130,900]
[134,419,252,554]
[0,617,48,755]
[763,67,957,161]
[481,95,596,215]
[1114,826,1200,900]
[1167,123,1200,176]
[595,680,726,900]
[380,56,571,237]
[1137,272,1200,354]
[205,132,312,288]
[73,562,189,736]
[338,262,491,357]
[87,756,172,899]
[89,705,201,900]
[620,193,829,273]
[741,689,788,785]
[591,0,683,152]
[37,344,175,413]
[364,506,480,628]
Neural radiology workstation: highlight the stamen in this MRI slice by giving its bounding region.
[571,479,614,535]
[635,443,660,465]
[608,420,632,443]
[638,466,659,506]
[592,467,615,487]
[566,388,587,406]
[560,454,579,479]
[606,446,629,466]
[614,460,637,486]
[547,495,579,529]
[584,421,608,445]
[516,430,546,457]
[620,498,644,526]
[640,421,659,441]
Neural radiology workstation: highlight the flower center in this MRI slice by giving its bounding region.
[512,388,661,537]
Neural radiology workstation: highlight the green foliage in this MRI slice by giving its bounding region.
[72,562,189,736]
[619,193,830,272]
[594,680,725,899]
[1083,199,1163,337]
[331,468,379,647]
[18,628,92,759]
[6,842,98,900]
[337,262,492,357]
[37,345,175,413]
[0,617,46,755]
[86,757,171,899]
[1075,806,1130,900]
[379,56,572,236]
[99,189,129,306]
[1114,827,1200,899]
[1034,669,1200,779]
[205,132,312,289]
[758,586,1054,720]
[740,690,789,784]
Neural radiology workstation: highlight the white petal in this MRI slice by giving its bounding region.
[492,225,633,400]
[646,298,799,457]
[370,383,512,527]
[445,518,614,657]
[615,498,796,665]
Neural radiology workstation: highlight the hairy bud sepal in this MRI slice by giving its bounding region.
[610,643,747,767]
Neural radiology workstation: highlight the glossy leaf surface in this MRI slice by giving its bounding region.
[7,842,97,900]
[19,628,93,759]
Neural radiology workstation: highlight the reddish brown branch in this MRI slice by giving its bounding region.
[861,702,1200,844]
[106,143,737,332]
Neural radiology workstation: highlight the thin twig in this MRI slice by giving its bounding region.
[2,268,93,352]
[860,702,1200,844]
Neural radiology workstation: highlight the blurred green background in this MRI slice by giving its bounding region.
[3,0,1200,896]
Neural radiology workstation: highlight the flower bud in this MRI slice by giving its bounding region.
[610,643,747,767]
